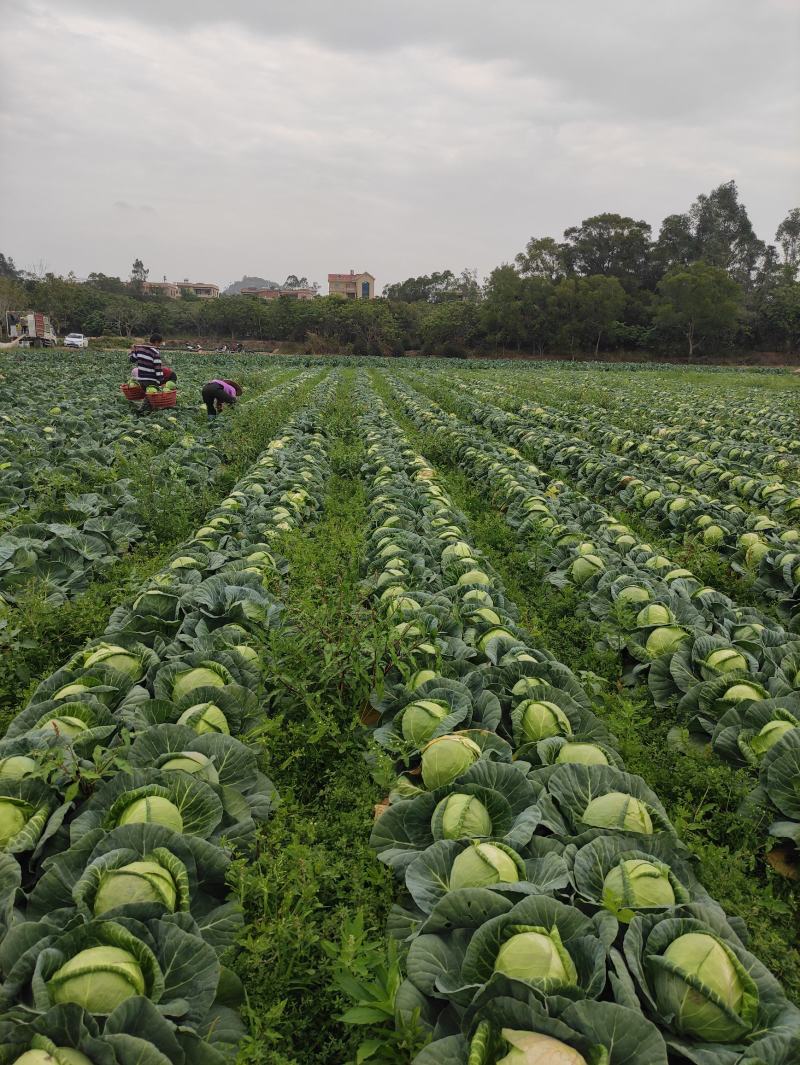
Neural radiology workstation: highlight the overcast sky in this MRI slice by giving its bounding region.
[2,0,798,292]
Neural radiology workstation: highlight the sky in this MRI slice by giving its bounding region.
[2,0,798,293]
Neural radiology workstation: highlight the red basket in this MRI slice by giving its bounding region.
[147,390,178,409]
[121,383,145,400]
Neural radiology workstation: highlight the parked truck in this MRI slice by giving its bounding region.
[5,312,58,347]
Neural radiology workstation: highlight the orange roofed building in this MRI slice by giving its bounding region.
[328,270,375,299]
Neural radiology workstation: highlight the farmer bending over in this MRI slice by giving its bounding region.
[202,378,242,421]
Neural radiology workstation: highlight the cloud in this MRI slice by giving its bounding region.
[1,0,798,288]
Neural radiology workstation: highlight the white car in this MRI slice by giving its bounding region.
[64,332,89,348]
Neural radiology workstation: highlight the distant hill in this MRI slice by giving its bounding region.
[224,276,280,295]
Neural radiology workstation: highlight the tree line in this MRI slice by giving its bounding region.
[1,181,798,358]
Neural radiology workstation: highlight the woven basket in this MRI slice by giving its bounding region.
[147,390,178,409]
[121,383,145,400]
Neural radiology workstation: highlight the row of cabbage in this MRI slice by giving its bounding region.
[391,378,800,854]
[424,377,800,628]
[0,378,336,1064]
[517,394,800,483]
[356,382,799,1065]
[506,395,800,531]
[443,372,800,542]
[0,370,316,608]
[477,367,800,457]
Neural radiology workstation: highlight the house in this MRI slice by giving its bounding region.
[141,279,220,299]
[328,270,375,299]
[179,280,220,299]
[241,287,317,301]
[143,280,180,299]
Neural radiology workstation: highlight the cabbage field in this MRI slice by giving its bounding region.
[1,351,800,1065]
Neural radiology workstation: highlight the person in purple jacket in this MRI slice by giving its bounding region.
[201,378,242,420]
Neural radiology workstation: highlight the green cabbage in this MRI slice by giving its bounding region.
[448,842,519,889]
[176,702,230,735]
[401,700,449,746]
[117,795,183,833]
[49,945,146,1013]
[602,858,675,919]
[520,700,572,742]
[0,797,34,846]
[0,755,37,780]
[493,925,578,988]
[582,792,653,834]
[554,742,608,766]
[94,859,177,915]
[650,931,758,1042]
[421,734,481,789]
[434,793,493,839]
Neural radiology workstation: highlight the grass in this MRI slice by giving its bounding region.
[229,374,407,1065]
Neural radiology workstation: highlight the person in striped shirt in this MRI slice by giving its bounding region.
[129,333,164,387]
[129,333,164,415]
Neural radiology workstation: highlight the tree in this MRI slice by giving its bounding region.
[0,276,26,329]
[652,213,696,276]
[760,277,800,352]
[86,272,127,295]
[688,181,765,287]
[562,213,652,290]
[419,301,479,356]
[282,274,310,289]
[383,269,477,303]
[0,253,20,280]
[129,258,149,298]
[576,275,626,354]
[514,236,566,282]
[776,208,800,275]
[655,261,742,356]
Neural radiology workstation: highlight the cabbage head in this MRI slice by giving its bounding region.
[497,1029,588,1065]
[48,945,146,1013]
[421,734,481,789]
[0,797,35,847]
[160,750,219,784]
[457,569,492,587]
[83,644,142,678]
[571,555,605,585]
[520,700,572,742]
[449,842,520,890]
[401,700,449,746]
[645,627,688,658]
[602,859,675,920]
[493,924,578,989]
[176,702,230,736]
[582,792,653,834]
[0,755,37,780]
[171,665,229,703]
[34,714,90,739]
[749,719,796,757]
[649,931,758,1042]
[555,743,609,766]
[434,793,492,839]
[13,1051,93,1065]
[617,586,651,605]
[720,682,765,706]
[705,649,748,675]
[636,604,674,628]
[117,795,183,833]
[93,858,177,915]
